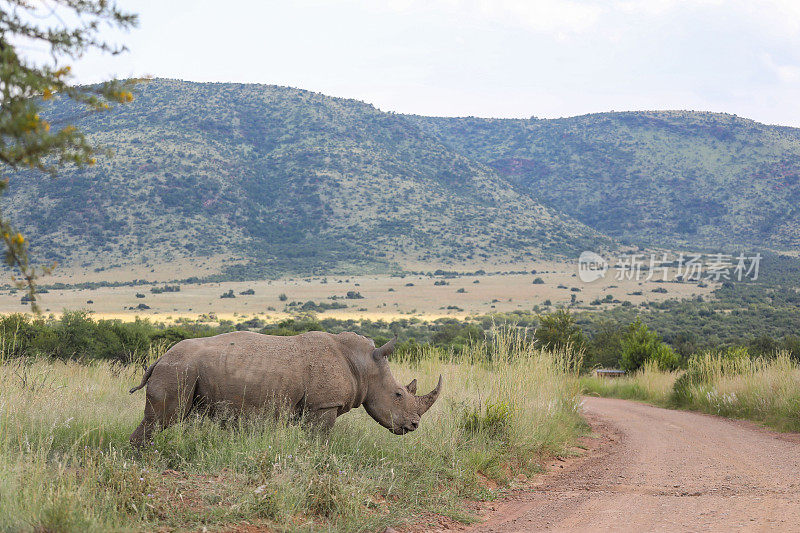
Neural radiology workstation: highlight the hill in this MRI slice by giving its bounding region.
[411,111,800,250]
[5,80,800,281]
[3,79,608,279]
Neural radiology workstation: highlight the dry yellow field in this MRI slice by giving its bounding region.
[1,259,715,322]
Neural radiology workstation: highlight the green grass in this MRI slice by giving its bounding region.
[0,327,584,532]
[581,360,677,405]
[582,353,800,432]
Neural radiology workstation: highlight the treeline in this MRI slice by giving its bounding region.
[0,312,218,364]
[2,301,799,371]
[0,312,487,364]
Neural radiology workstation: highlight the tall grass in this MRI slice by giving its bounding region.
[0,326,584,532]
[580,359,678,405]
[673,351,800,431]
[582,351,800,432]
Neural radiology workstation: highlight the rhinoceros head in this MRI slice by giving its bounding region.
[363,338,443,435]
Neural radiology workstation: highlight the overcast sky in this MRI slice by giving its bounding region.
[48,0,800,126]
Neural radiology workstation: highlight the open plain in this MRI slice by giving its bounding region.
[3,260,715,322]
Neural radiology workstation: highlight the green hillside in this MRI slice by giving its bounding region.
[3,79,608,278]
[412,112,800,250]
[5,80,800,280]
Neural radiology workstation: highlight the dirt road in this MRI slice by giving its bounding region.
[461,396,800,532]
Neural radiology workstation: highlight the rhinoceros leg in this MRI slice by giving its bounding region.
[306,407,338,433]
[130,399,157,447]
[130,369,198,447]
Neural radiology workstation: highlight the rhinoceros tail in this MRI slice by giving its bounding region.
[129,358,160,394]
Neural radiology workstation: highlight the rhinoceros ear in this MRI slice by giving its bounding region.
[372,336,397,361]
[406,379,417,394]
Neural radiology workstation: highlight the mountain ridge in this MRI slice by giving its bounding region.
[4,79,799,280]
[410,111,800,250]
[4,79,610,279]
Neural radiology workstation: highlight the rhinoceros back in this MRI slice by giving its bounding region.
[157,330,373,415]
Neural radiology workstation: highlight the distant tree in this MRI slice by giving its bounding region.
[0,1,138,310]
[587,320,626,368]
[534,309,586,353]
[620,319,679,372]
[747,335,779,357]
[782,335,800,362]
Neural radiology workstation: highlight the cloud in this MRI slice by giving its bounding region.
[762,53,800,84]
[357,0,603,35]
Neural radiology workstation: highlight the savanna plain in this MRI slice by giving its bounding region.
[0,327,585,532]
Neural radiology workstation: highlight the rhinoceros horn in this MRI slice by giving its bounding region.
[373,336,397,360]
[417,375,443,415]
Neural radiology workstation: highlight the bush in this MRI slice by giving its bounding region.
[459,401,512,440]
[0,312,217,364]
[533,310,586,353]
[620,319,679,372]
[150,285,180,294]
[648,342,681,371]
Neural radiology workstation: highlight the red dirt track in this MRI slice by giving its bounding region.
[443,396,800,532]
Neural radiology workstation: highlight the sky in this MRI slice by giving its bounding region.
[21,0,800,126]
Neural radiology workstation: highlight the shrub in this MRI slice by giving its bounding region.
[459,401,512,440]
[620,319,679,372]
[648,342,681,371]
[587,320,626,368]
[150,285,180,294]
[533,310,586,353]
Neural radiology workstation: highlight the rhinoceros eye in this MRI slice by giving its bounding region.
[395,391,403,398]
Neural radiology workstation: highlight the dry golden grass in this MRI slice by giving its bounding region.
[3,259,715,321]
[0,327,584,532]
[583,353,800,432]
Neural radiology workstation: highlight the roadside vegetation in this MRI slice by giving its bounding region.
[582,350,800,432]
[0,326,584,532]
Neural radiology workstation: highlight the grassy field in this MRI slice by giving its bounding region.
[582,353,800,432]
[0,328,584,532]
[1,261,714,321]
